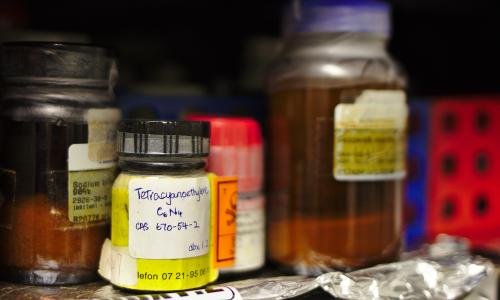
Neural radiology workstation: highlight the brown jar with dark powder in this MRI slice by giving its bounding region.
[267,1,408,274]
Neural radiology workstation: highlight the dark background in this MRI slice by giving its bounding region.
[2,0,500,96]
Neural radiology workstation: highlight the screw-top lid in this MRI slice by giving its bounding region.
[186,115,264,192]
[187,116,263,147]
[0,42,117,89]
[284,0,390,37]
[117,120,210,158]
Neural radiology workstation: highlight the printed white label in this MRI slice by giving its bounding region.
[110,245,138,286]
[129,176,210,259]
[68,143,115,223]
[231,194,265,271]
[334,90,408,181]
[68,144,115,171]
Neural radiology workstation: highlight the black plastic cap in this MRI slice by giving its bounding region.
[118,120,210,137]
[117,119,210,157]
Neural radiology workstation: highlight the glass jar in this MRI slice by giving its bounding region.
[267,0,408,274]
[0,42,120,284]
[108,120,214,291]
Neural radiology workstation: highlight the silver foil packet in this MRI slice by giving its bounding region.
[229,236,494,300]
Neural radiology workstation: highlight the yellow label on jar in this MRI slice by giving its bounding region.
[68,168,114,223]
[111,186,129,246]
[104,172,238,291]
[108,172,213,291]
[100,241,211,291]
[134,256,211,291]
[333,90,408,181]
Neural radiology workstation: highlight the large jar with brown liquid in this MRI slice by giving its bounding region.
[267,0,408,274]
[0,42,120,284]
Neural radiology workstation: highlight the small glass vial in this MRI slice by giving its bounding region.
[0,42,119,285]
[109,120,214,291]
[267,1,407,274]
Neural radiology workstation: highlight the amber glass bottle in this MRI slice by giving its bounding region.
[267,1,407,274]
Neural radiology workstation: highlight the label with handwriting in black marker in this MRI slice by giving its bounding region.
[129,175,210,259]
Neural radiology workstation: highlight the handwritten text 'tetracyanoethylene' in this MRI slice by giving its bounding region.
[133,186,209,205]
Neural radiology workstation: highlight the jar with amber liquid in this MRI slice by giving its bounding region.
[267,0,408,274]
[0,42,120,284]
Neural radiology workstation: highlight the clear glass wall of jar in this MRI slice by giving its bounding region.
[0,42,120,285]
[267,1,408,275]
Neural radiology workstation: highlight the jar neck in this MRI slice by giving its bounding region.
[119,156,206,173]
[283,32,389,58]
[1,84,114,103]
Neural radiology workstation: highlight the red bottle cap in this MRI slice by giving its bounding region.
[186,115,264,192]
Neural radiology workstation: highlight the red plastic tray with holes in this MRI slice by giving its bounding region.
[428,97,500,246]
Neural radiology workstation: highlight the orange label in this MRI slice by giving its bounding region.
[212,176,238,268]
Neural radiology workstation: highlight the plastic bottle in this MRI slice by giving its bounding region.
[187,116,265,273]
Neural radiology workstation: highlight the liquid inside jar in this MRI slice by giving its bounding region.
[267,82,404,274]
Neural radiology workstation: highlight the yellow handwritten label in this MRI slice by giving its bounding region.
[109,173,215,291]
[333,90,408,181]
